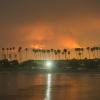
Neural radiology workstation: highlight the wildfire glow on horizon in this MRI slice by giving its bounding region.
[21,23,81,49]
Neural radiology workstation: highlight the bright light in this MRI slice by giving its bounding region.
[45,61,53,68]
[45,74,52,100]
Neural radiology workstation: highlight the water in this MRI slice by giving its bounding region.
[0,71,100,100]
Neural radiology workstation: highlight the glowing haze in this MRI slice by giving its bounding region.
[0,0,100,49]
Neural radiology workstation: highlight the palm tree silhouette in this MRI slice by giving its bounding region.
[9,48,12,60]
[61,51,64,60]
[6,48,9,59]
[39,49,43,60]
[76,48,83,60]
[81,48,84,59]
[25,48,28,60]
[12,47,16,60]
[2,48,5,59]
[54,50,57,60]
[18,47,22,62]
[91,48,95,59]
[41,49,45,60]
[63,49,67,60]
[78,52,82,60]
[86,47,91,59]
[57,49,61,60]
[75,48,78,59]
[46,49,50,60]
[36,49,39,60]
[38,49,41,60]
[50,49,54,60]
[99,47,100,58]
[32,49,35,60]
[95,47,99,58]
[1,46,100,61]
[68,51,71,60]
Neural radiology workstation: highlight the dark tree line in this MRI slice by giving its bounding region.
[0,47,100,62]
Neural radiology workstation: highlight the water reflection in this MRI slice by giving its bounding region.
[45,74,52,100]
[0,72,100,100]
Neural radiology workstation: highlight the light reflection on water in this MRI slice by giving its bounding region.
[0,72,100,100]
[45,74,52,100]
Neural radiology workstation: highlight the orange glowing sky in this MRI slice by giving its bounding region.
[0,0,100,49]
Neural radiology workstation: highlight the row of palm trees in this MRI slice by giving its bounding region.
[32,48,70,60]
[1,47,22,61]
[0,46,100,61]
[75,47,100,60]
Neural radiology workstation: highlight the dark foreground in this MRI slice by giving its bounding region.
[0,59,100,72]
[0,71,100,100]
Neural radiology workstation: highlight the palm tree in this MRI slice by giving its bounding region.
[81,48,84,59]
[39,49,42,60]
[63,49,67,60]
[99,47,100,58]
[78,52,82,60]
[6,48,9,59]
[36,49,39,60]
[61,51,64,60]
[91,48,95,59]
[50,49,54,60]
[32,49,35,60]
[37,49,42,60]
[86,47,91,59]
[75,48,78,59]
[95,47,99,58]
[78,48,81,59]
[68,51,71,60]
[12,47,16,60]
[46,50,50,60]
[15,54,17,60]
[54,50,57,60]
[18,47,22,62]
[41,49,44,60]
[2,48,5,59]
[41,49,46,60]
[33,48,38,60]
[93,47,96,59]
[38,49,41,60]
[25,48,28,60]
[9,48,13,60]
[76,48,83,60]
[57,49,61,60]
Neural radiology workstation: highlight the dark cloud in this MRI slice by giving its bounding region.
[1,0,100,24]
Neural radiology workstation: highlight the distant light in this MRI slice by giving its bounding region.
[45,61,53,68]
